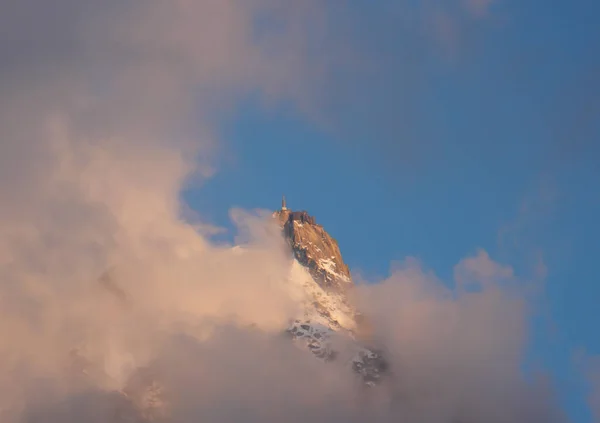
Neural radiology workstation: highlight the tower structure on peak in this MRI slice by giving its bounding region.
[281,195,288,211]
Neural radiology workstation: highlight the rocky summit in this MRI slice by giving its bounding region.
[273,201,352,292]
[273,196,387,387]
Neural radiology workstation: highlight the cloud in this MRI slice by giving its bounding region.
[0,1,567,422]
[574,351,600,423]
[454,249,514,290]
[588,361,600,423]
[463,0,496,18]
[357,254,564,423]
[0,1,333,420]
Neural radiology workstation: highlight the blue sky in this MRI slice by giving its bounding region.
[185,1,599,421]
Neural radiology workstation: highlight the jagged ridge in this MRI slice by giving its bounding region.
[273,199,387,386]
[274,208,352,292]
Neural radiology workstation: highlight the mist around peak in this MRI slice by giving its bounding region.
[0,1,569,422]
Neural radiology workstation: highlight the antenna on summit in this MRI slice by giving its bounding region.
[281,195,287,211]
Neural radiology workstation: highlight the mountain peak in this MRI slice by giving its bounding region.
[273,202,352,293]
[272,199,387,386]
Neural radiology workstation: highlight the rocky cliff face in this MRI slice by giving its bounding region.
[273,203,387,386]
[274,209,352,293]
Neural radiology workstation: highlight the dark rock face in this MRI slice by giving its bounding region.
[273,203,388,386]
[274,209,352,293]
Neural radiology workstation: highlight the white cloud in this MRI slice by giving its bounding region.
[0,1,566,422]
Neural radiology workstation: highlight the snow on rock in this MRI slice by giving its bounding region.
[274,204,387,386]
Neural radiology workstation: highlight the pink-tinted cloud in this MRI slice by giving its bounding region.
[356,254,563,423]
[0,1,566,422]
[574,351,600,423]
[464,0,497,18]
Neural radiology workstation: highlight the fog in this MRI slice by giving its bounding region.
[0,1,566,422]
